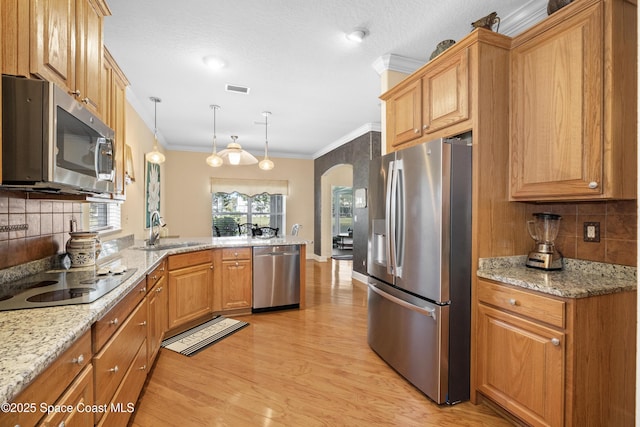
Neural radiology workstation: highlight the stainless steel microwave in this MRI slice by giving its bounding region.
[2,75,115,194]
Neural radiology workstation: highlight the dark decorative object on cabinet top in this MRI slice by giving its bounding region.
[547,0,573,15]
[430,40,456,60]
[471,12,500,32]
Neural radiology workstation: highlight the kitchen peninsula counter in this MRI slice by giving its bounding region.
[0,236,310,405]
[477,256,637,298]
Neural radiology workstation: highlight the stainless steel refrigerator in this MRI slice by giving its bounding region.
[367,136,472,404]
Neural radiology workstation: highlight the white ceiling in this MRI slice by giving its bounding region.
[103,0,546,160]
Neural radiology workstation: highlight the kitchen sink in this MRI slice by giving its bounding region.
[133,242,204,251]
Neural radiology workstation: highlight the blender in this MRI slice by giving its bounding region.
[526,212,563,270]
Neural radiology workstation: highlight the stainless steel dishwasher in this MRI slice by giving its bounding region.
[252,245,300,312]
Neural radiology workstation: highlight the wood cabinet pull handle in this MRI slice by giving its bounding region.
[109,365,119,373]
[508,298,517,306]
[551,338,560,346]
[109,318,119,326]
[588,181,599,189]
[72,354,84,364]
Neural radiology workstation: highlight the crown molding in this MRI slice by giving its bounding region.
[372,0,548,75]
[313,123,382,159]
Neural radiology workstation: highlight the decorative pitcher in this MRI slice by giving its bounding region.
[66,231,102,267]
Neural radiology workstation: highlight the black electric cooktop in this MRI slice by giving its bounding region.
[0,267,137,311]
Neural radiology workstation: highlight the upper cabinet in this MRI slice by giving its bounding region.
[510,0,637,201]
[2,0,111,116]
[383,46,470,150]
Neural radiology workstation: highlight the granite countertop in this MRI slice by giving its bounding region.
[478,256,637,298]
[0,236,310,405]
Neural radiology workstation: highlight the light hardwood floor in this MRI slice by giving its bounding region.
[130,260,512,426]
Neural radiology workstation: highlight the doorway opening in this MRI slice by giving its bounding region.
[332,186,353,260]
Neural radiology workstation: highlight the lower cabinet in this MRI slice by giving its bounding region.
[146,260,168,366]
[219,247,252,312]
[167,250,215,332]
[475,278,636,427]
[0,330,92,427]
[39,365,94,427]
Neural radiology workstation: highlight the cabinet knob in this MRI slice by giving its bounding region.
[139,364,147,371]
[551,338,560,346]
[210,265,214,270]
[72,354,84,364]
[152,275,157,281]
[414,128,419,134]
[70,89,81,97]
[140,287,147,293]
[109,318,119,326]
[156,286,163,293]
[423,124,429,130]
[139,321,147,326]
[508,298,517,306]
[588,181,599,189]
[235,261,239,267]
[109,365,119,373]
[59,421,66,427]
[81,97,90,104]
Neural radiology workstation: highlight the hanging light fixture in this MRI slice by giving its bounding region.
[145,97,166,164]
[205,105,224,167]
[259,111,275,171]
[218,136,258,166]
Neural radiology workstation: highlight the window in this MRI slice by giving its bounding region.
[332,186,353,235]
[212,192,284,236]
[88,202,121,233]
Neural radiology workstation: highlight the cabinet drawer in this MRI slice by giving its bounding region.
[147,259,166,289]
[96,339,148,427]
[0,330,91,427]
[221,247,251,260]
[168,249,213,270]
[93,301,147,410]
[477,280,565,328]
[39,365,94,427]
[93,277,147,352]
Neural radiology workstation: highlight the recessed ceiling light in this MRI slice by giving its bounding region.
[346,28,368,43]
[203,55,225,70]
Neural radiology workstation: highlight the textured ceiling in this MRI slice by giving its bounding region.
[103,0,546,159]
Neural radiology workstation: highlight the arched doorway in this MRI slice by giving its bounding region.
[320,164,352,260]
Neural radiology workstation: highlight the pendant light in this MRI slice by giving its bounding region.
[218,136,258,165]
[259,111,275,171]
[145,97,166,164]
[205,105,223,167]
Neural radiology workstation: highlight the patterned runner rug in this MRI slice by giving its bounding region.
[161,316,249,356]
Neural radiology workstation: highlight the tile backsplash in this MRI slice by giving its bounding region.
[0,191,84,270]
[524,200,637,266]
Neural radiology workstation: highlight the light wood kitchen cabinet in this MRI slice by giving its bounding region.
[0,330,92,427]
[39,365,94,427]
[167,250,215,331]
[147,260,168,365]
[93,298,147,423]
[219,247,252,312]
[382,45,470,150]
[2,0,110,115]
[510,0,637,201]
[475,278,636,426]
[102,48,129,198]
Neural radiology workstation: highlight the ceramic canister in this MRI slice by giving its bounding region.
[66,232,102,267]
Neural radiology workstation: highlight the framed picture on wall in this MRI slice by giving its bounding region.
[145,160,161,228]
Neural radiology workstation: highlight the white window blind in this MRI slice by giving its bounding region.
[89,202,121,232]
[210,178,289,196]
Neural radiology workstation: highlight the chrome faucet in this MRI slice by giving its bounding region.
[148,210,165,246]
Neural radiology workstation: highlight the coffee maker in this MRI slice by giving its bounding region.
[526,212,563,270]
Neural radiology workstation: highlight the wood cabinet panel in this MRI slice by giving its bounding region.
[388,79,422,147]
[74,0,103,113]
[422,48,469,134]
[93,301,147,414]
[167,254,214,329]
[39,365,94,427]
[477,280,565,328]
[0,330,91,427]
[147,274,168,365]
[477,303,564,427]
[220,259,252,310]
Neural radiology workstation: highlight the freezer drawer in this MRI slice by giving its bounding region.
[252,245,300,311]
[367,279,449,404]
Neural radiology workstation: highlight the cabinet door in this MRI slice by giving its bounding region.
[31,0,76,89]
[510,2,603,199]
[221,259,252,310]
[477,304,564,427]
[39,365,94,427]
[147,275,168,365]
[422,48,469,134]
[168,263,214,329]
[74,0,103,113]
[388,79,422,147]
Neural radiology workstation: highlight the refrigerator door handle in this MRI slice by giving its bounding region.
[368,284,437,321]
[394,159,405,277]
[385,160,396,275]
